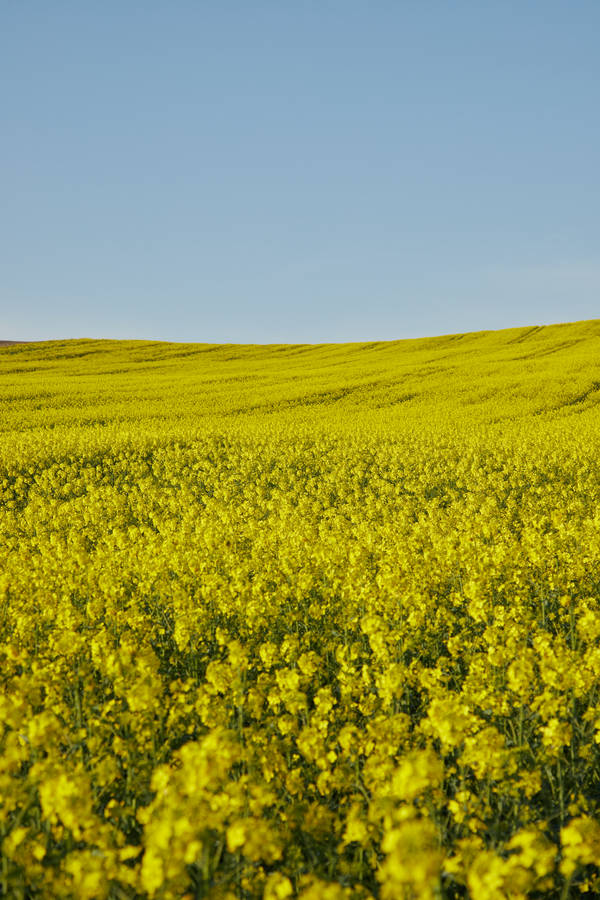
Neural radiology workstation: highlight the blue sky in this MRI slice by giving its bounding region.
[2,2,599,343]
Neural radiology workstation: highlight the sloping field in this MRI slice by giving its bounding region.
[2,321,600,898]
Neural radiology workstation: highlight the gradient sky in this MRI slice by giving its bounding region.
[2,2,599,343]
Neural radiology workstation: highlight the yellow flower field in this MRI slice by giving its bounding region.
[2,320,600,898]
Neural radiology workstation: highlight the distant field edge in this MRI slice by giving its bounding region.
[2,318,600,349]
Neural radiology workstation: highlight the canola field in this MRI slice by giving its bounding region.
[3,320,600,900]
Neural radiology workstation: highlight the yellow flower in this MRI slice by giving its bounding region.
[560,816,600,877]
[390,748,444,801]
[264,873,293,900]
[341,803,369,847]
[378,815,443,900]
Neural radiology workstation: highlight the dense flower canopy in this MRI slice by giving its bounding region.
[2,321,600,898]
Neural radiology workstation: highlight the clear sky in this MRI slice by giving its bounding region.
[2,2,599,343]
